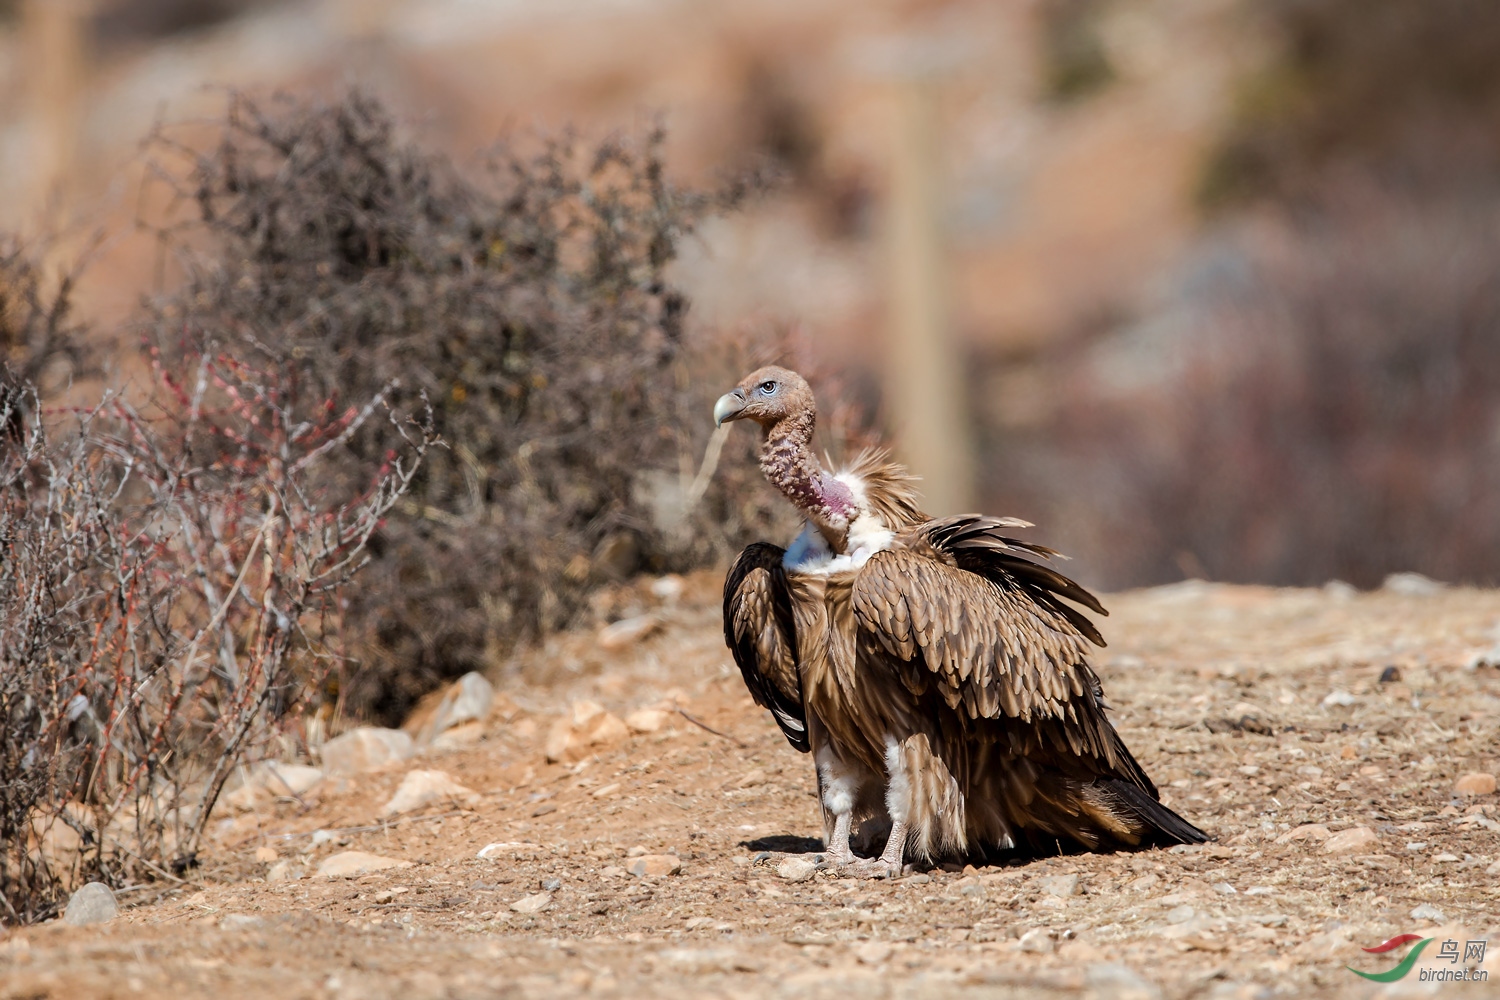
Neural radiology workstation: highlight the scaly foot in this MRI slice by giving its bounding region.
[836,857,901,880]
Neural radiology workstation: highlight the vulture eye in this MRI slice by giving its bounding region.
[759,381,778,395]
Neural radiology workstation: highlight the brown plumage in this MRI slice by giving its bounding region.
[717,366,1206,875]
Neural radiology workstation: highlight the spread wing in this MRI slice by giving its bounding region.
[723,542,809,752]
[848,515,1147,784]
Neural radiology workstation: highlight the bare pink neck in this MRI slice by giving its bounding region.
[759,410,856,523]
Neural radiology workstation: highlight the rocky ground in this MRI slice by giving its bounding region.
[2,574,1498,999]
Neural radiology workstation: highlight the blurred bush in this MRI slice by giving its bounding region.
[975,0,1500,591]
[1202,0,1500,206]
[140,91,798,723]
[986,187,1500,589]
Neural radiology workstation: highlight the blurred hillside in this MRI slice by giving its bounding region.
[2,0,1498,590]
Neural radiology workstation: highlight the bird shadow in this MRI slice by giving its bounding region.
[739,835,824,854]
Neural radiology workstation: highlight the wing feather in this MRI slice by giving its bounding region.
[851,547,1095,725]
[849,514,1166,791]
[723,543,809,752]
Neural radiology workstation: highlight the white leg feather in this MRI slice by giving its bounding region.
[817,745,859,865]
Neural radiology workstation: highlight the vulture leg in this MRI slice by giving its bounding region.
[815,742,860,865]
[826,811,855,866]
[842,817,908,879]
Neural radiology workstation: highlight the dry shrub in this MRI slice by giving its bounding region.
[0,236,94,394]
[0,345,433,924]
[990,186,1500,588]
[139,91,784,722]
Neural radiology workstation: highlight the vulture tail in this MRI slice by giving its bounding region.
[1101,779,1210,846]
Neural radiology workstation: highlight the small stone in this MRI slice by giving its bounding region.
[1340,746,1357,760]
[600,866,629,878]
[597,614,662,651]
[735,769,768,789]
[320,727,414,775]
[1410,903,1445,922]
[219,914,262,931]
[540,877,562,891]
[1036,873,1079,897]
[588,713,629,746]
[510,892,552,914]
[1018,927,1055,953]
[1212,882,1237,895]
[1085,963,1163,1000]
[1275,824,1330,844]
[591,783,621,799]
[658,948,760,974]
[628,854,682,877]
[855,941,892,964]
[1382,572,1443,595]
[1378,665,1402,683]
[545,701,632,762]
[63,882,118,926]
[1323,826,1379,854]
[1244,886,1274,896]
[306,829,338,851]
[476,841,543,860]
[904,872,931,885]
[1432,853,1461,863]
[1454,772,1497,797]
[1322,690,1356,708]
[624,709,671,734]
[254,846,279,863]
[315,851,413,877]
[543,719,576,758]
[775,857,818,882]
[379,769,480,817]
[627,845,648,857]
[1166,905,1196,924]
[1323,579,1358,600]
[650,574,685,601]
[266,859,303,883]
[431,721,485,750]
[683,916,716,930]
[416,672,495,744]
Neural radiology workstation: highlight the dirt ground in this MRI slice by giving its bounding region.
[2,575,1498,999]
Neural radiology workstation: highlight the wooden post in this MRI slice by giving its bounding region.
[23,0,91,228]
[884,73,974,515]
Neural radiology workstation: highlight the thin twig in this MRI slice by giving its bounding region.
[676,707,749,748]
[264,810,469,842]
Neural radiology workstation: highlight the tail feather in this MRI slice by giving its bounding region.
[1102,779,1210,846]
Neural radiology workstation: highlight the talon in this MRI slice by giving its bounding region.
[835,858,897,880]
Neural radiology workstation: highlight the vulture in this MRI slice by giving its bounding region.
[716,366,1206,877]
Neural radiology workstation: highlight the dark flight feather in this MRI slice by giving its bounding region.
[723,542,809,752]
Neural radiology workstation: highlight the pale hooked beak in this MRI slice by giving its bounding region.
[713,389,747,427]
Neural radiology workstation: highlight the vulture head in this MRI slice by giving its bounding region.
[713,366,814,429]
